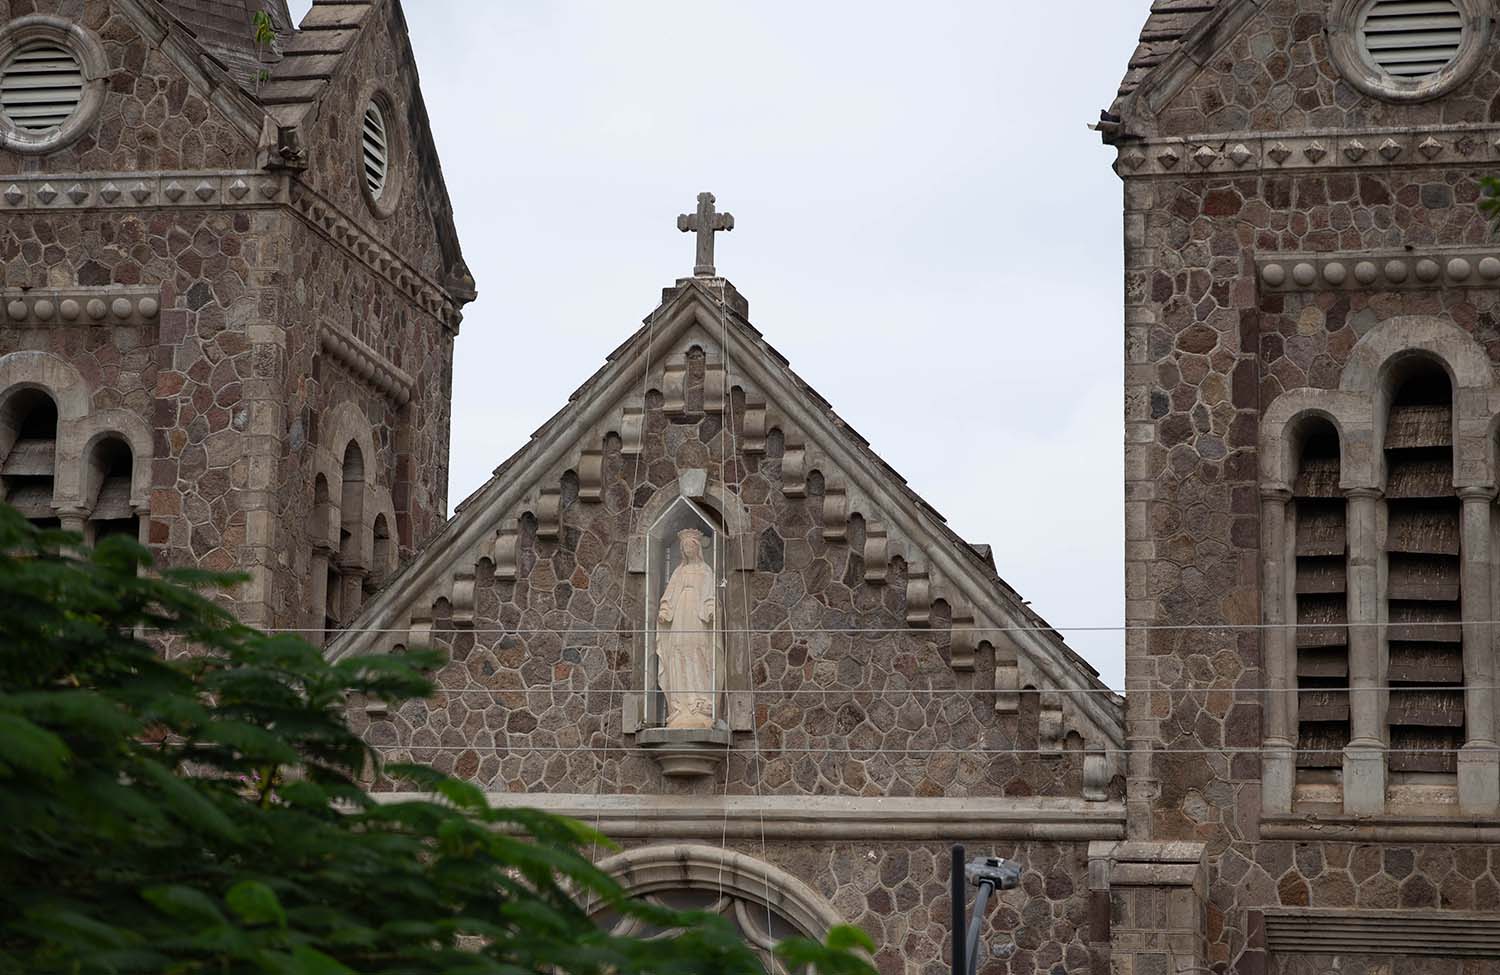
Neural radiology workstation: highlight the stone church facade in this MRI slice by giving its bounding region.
[9,0,1500,973]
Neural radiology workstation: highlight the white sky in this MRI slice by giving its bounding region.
[288,0,1148,690]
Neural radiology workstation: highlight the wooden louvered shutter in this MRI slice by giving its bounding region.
[1361,0,1466,78]
[0,42,83,132]
[362,103,389,198]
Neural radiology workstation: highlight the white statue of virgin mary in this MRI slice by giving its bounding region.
[656,527,718,729]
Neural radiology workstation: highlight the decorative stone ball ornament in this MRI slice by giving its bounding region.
[0,15,106,154]
[1327,0,1494,103]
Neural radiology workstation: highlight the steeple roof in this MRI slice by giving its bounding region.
[156,0,293,93]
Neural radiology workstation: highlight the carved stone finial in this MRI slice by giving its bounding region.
[676,191,734,276]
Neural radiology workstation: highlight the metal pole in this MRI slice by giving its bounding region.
[964,881,993,975]
[951,845,966,975]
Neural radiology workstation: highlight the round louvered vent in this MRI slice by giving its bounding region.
[361,102,389,199]
[0,40,82,132]
[1360,0,1465,79]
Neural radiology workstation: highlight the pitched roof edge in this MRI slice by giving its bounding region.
[334,280,1124,743]
[116,0,271,146]
[1106,0,1270,144]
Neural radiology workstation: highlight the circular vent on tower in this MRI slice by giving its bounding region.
[1359,0,1465,80]
[361,101,389,199]
[0,40,82,133]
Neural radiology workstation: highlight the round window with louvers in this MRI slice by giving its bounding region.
[0,18,105,152]
[1333,0,1493,101]
[358,96,401,215]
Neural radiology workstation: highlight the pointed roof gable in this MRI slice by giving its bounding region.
[1103,0,1265,141]
[332,277,1126,750]
[258,0,471,297]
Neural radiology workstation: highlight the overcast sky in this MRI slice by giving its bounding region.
[288,0,1147,690]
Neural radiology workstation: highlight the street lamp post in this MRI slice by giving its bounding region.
[950,845,1022,975]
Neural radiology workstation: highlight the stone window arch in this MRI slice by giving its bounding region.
[1259,317,1500,817]
[0,386,59,526]
[590,844,844,972]
[82,435,139,544]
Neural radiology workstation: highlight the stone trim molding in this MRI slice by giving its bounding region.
[1326,0,1494,105]
[375,792,1127,841]
[1,287,161,326]
[1117,124,1500,177]
[290,182,464,333]
[0,171,288,211]
[1260,248,1500,294]
[1264,908,1500,957]
[318,323,414,406]
[0,15,108,155]
[1260,814,1500,842]
[593,843,843,941]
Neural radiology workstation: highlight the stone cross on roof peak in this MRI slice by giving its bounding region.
[677,191,734,277]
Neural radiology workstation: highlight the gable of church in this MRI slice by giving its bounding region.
[259,0,470,294]
[334,275,1125,798]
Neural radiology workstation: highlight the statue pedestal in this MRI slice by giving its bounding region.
[637,726,731,778]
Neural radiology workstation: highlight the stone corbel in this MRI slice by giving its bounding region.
[1083,746,1110,802]
[534,488,561,540]
[781,444,807,497]
[864,523,889,584]
[637,727,731,778]
[950,605,977,671]
[493,521,519,580]
[450,568,476,627]
[661,354,688,416]
[1039,692,1065,755]
[905,564,932,627]
[742,400,767,454]
[994,633,1020,713]
[578,449,604,503]
[408,602,434,649]
[704,359,726,414]
[621,406,645,456]
[821,486,848,541]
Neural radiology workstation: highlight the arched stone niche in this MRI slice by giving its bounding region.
[590,844,844,968]
[625,472,755,744]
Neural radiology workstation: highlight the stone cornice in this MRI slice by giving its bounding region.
[0,169,465,334]
[287,182,465,335]
[1259,247,1500,294]
[372,792,1126,842]
[1,286,161,325]
[1117,123,1500,178]
[319,322,414,406]
[0,171,288,210]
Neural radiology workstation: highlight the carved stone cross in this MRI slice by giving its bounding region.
[677,191,733,277]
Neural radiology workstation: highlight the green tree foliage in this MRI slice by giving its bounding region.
[0,508,875,975]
